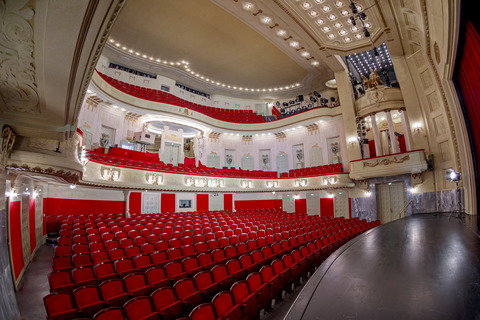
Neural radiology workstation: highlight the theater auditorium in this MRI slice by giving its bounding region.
[1,0,480,319]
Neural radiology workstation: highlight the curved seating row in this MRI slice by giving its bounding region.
[98,71,266,123]
[44,209,380,319]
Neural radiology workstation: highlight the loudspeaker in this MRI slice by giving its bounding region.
[298,95,304,102]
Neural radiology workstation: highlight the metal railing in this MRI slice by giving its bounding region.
[397,200,414,219]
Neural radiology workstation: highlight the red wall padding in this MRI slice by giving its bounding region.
[161,193,176,213]
[224,194,233,211]
[368,140,376,158]
[29,199,36,254]
[320,198,334,218]
[234,199,282,210]
[43,200,47,235]
[44,198,125,216]
[196,194,209,212]
[295,199,307,214]
[129,192,142,214]
[9,201,24,280]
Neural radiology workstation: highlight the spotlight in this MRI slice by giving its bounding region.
[276,101,280,106]
[310,96,317,102]
[446,169,461,182]
[363,27,370,37]
[313,91,321,97]
[350,16,356,26]
[373,47,379,56]
[359,12,366,20]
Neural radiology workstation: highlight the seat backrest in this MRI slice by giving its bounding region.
[271,260,285,275]
[91,250,109,265]
[94,261,115,277]
[239,254,253,268]
[182,257,199,272]
[145,266,167,286]
[211,265,228,281]
[212,291,235,317]
[99,279,126,300]
[226,259,241,273]
[246,272,263,292]
[150,287,176,310]
[165,261,183,277]
[73,285,101,308]
[123,296,155,320]
[189,303,216,320]
[43,292,75,317]
[124,272,147,291]
[230,281,250,304]
[173,278,196,299]
[48,271,73,290]
[72,266,94,284]
[193,271,213,290]
[93,306,125,320]
[197,253,213,267]
[114,258,134,272]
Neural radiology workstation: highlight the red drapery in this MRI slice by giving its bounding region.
[458,21,480,173]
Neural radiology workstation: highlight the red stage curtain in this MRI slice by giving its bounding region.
[368,140,376,158]
[9,201,24,280]
[458,20,480,173]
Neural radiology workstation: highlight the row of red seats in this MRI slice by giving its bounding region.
[87,149,279,179]
[286,163,343,177]
[98,71,266,124]
[46,214,375,319]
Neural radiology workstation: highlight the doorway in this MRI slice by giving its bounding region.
[376,182,405,223]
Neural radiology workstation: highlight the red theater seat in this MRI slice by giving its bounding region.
[92,306,125,320]
[72,285,106,317]
[48,271,75,292]
[231,281,258,320]
[123,296,160,320]
[99,279,129,307]
[173,278,203,311]
[43,292,78,320]
[189,303,216,320]
[150,287,184,320]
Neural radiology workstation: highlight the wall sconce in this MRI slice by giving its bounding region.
[101,167,120,181]
[328,193,334,198]
[195,178,207,187]
[5,187,17,198]
[365,190,371,197]
[241,180,253,188]
[348,137,358,147]
[295,179,307,187]
[208,179,221,188]
[323,176,338,185]
[185,177,193,186]
[412,123,425,136]
[32,187,39,198]
[266,181,279,188]
[146,173,163,185]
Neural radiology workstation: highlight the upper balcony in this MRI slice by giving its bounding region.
[91,71,342,133]
[349,149,428,180]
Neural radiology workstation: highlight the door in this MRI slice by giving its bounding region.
[376,182,405,223]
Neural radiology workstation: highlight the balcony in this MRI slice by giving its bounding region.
[349,149,428,180]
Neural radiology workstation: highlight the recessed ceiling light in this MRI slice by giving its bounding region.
[302,2,311,9]
[344,37,352,42]
[276,29,287,36]
[351,26,358,32]
[328,33,335,39]
[365,22,371,28]
[261,16,272,24]
[329,14,337,20]
[339,29,347,35]
[309,10,318,17]
[311,61,319,66]
[301,51,310,57]
[316,18,325,25]
[341,10,349,16]
[323,26,331,32]
[243,2,254,10]
[322,5,331,12]
[334,22,342,28]
[314,0,324,3]
[335,1,343,7]
[289,41,300,48]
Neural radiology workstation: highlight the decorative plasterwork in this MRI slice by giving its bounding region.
[350,150,428,180]
[0,0,39,114]
[6,163,81,185]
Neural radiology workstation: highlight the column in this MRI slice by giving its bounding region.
[123,190,131,218]
[370,114,382,156]
[399,108,413,151]
[386,110,399,154]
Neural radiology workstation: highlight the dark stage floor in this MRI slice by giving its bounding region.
[285,213,480,320]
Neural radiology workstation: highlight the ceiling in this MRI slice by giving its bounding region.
[103,0,392,99]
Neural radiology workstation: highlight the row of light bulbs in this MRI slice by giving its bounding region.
[108,38,303,93]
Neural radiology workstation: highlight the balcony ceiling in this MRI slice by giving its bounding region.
[104,0,394,99]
